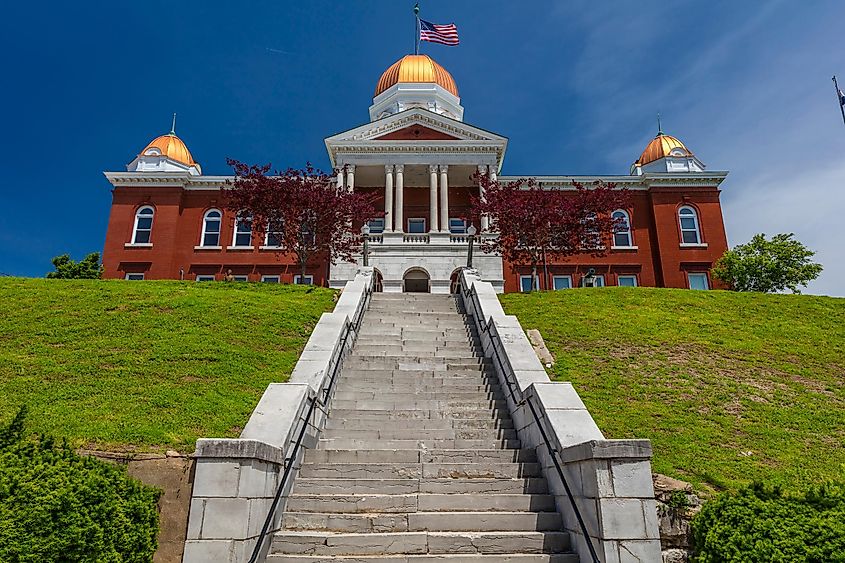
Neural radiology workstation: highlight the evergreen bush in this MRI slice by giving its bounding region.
[0,408,161,562]
[692,481,845,562]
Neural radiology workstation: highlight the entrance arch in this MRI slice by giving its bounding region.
[372,268,384,292]
[403,267,431,293]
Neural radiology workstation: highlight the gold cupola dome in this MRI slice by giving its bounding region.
[375,54,459,97]
[635,132,693,166]
[140,132,196,166]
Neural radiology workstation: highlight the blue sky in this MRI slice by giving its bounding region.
[1,1,842,295]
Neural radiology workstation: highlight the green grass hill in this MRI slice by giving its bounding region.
[500,288,845,492]
[0,278,336,452]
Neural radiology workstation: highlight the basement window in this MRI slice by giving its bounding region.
[261,275,280,283]
[618,275,638,287]
[688,273,710,290]
[552,276,572,290]
[124,273,145,281]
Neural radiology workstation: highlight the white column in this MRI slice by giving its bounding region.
[345,164,355,193]
[429,164,439,232]
[439,165,449,232]
[479,164,490,231]
[395,164,404,233]
[489,165,497,183]
[384,165,394,232]
[336,168,344,191]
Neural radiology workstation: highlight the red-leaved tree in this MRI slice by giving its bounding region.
[225,160,380,284]
[473,175,630,290]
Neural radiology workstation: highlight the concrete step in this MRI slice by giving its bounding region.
[319,428,519,441]
[323,418,514,431]
[331,392,503,401]
[304,450,536,465]
[325,409,510,421]
[281,511,562,533]
[285,493,555,514]
[332,382,503,393]
[327,400,509,411]
[292,478,549,496]
[338,372,497,382]
[297,463,541,480]
[267,555,578,562]
[316,438,522,450]
[271,530,570,556]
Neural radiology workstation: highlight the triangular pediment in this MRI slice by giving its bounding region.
[325,109,507,144]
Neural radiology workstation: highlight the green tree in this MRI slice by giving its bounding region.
[46,252,103,279]
[712,233,822,294]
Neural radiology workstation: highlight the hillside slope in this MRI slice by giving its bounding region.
[500,288,845,491]
[0,278,336,452]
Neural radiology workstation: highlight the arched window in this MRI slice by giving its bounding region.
[678,206,702,244]
[201,209,222,247]
[265,220,284,247]
[132,206,154,244]
[232,213,252,247]
[612,210,632,247]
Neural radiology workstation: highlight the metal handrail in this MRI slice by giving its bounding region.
[457,279,602,563]
[246,276,374,563]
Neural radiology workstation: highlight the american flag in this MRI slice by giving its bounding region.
[419,19,459,46]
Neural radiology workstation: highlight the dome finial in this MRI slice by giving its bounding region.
[657,112,663,136]
[170,112,177,135]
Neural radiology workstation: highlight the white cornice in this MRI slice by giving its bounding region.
[499,172,728,190]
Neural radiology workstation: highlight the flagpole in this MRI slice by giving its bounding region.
[834,76,845,127]
[414,3,420,55]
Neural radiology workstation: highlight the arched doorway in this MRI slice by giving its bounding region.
[449,268,462,294]
[403,268,431,293]
[373,269,384,292]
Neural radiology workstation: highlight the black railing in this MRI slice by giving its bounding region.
[246,275,374,563]
[458,278,602,563]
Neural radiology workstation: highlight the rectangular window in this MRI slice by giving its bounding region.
[134,216,153,244]
[233,216,252,247]
[260,275,280,283]
[581,274,605,288]
[265,220,284,247]
[196,275,216,282]
[449,218,467,234]
[552,275,572,290]
[293,275,314,285]
[124,273,145,281]
[367,218,385,234]
[688,273,710,290]
[618,275,638,287]
[519,275,538,292]
[407,218,426,233]
[232,275,249,282]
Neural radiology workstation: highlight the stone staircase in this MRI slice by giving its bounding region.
[267,293,578,562]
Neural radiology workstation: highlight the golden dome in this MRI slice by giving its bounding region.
[140,132,196,166]
[375,54,458,97]
[636,133,693,166]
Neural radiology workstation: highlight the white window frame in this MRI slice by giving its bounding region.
[124,273,145,281]
[293,274,314,285]
[617,275,638,287]
[264,220,284,248]
[407,217,426,234]
[200,209,222,248]
[688,272,710,290]
[581,274,605,288]
[130,206,155,245]
[232,275,249,282]
[196,275,216,282]
[231,214,253,248]
[552,275,573,290]
[519,275,540,292]
[449,217,467,234]
[260,275,280,283]
[678,206,702,245]
[611,209,633,248]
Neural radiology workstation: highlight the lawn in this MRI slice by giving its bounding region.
[0,278,336,452]
[500,288,845,491]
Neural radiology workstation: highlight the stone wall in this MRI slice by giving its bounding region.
[458,268,662,563]
[182,268,374,563]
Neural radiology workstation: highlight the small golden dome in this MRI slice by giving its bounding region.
[636,133,693,166]
[140,133,196,166]
[375,54,458,97]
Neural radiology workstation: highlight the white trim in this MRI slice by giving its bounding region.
[293,275,314,285]
[196,275,216,282]
[611,209,633,248]
[678,206,703,245]
[231,275,249,282]
[679,243,709,248]
[259,245,283,251]
[131,205,154,244]
[260,275,281,283]
[232,213,253,248]
[617,275,638,287]
[124,273,145,281]
[687,272,710,290]
[552,275,573,290]
[611,245,639,250]
[200,209,222,247]
[226,246,254,251]
[194,245,222,250]
[124,243,153,248]
[519,275,540,292]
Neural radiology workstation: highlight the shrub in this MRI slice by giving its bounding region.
[692,481,845,562]
[46,252,103,279]
[0,408,161,562]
